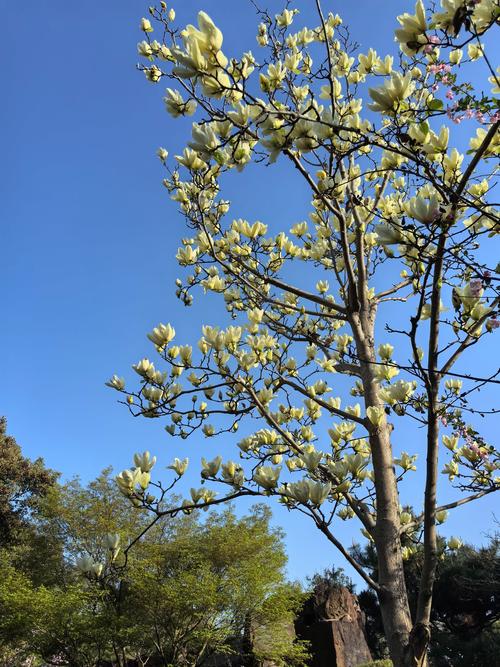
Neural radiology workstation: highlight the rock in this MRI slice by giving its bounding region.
[295,585,372,667]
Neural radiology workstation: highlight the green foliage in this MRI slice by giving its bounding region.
[430,621,500,667]
[0,417,57,545]
[0,467,307,666]
[307,566,355,594]
[357,661,393,667]
[249,583,309,666]
[354,534,500,664]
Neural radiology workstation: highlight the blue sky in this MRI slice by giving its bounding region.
[3,0,499,586]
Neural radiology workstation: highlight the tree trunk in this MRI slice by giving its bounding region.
[352,311,418,666]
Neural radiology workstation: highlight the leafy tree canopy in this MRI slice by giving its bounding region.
[0,417,57,546]
[0,467,307,666]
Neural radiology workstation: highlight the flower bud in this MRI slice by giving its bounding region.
[140,17,153,32]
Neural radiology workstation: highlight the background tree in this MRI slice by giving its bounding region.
[108,1,500,664]
[0,416,57,547]
[0,467,306,666]
[353,533,500,665]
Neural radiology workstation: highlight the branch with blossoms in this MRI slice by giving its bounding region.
[106,2,499,664]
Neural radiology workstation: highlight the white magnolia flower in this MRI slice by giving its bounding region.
[253,465,281,489]
[133,450,157,473]
[105,375,125,391]
[201,455,222,478]
[168,457,189,476]
[164,88,197,118]
[448,536,463,550]
[367,406,385,427]
[375,223,403,245]
[395,1,428,55]
[368,73,414,113]
[404,195,441,223]
[140,17,153,33]
[147,323,176,347]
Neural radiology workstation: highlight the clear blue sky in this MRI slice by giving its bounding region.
[2,0,499,586]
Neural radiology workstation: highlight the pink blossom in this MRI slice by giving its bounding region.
[431,83,439,92]
[442,75,451,85]
[490,111,500,123]
[464,109,475,119]
[488,318,500,330]
[446,90,454,100]
[441,417,448,427]
[475,110,485,123]
[470,279,483,296]
[428,35,440,44]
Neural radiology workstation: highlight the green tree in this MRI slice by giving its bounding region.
[0,469,307,666]
[353,533,500,665]
[0,417,57,546]
[108,2,500,664]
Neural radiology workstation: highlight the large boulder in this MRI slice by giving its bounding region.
[296,585,372,667]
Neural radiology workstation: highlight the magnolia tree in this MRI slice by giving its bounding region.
[107,1,500,664]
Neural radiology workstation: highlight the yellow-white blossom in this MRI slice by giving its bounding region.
[168,457,189,476]
[366,406,385,427]
[432,0,467,35]
[140,17,153,33]
[404,194,441,223]
[300,449,323,471]
[489,67,500,94]
[442,460,459,479]
[147,323,176,347]
[375,364,399,382]
[395,1,428,55]
[378,344,394,361]
[436,510,448,524]
[276,9,296,28]
[368,73,414,113]
[470,127,500,157]
[448,536,463,550]
[472,0,500,33]
[253,465,281,489]
[201,455,222,478]
[443,435,458,452]
[329,421,357,443]
[134,450,157,472]
[176,148,207,171]
[394,452,417,471]
[144,65,162,83]
[164,88,197,117]
[445,378,462,394]
[467,43,483,60]
[106,375,125,391]
[157,147,168,162]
